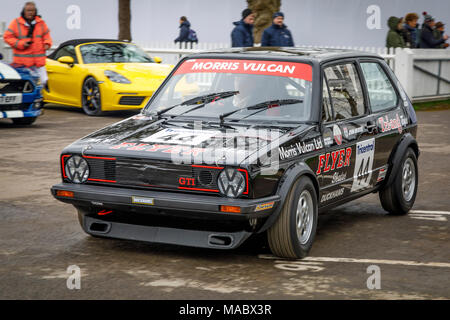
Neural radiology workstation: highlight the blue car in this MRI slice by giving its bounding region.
[0,54,43,125]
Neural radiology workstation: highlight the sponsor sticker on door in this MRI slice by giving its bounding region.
[351,138,375,192]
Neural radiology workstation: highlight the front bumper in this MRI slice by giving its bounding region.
[0,97,43,119]
[51,183,280,249]
[51,183,280,219]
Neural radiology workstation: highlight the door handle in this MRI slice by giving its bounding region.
[365,121,377,133]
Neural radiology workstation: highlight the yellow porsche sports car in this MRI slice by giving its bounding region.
[44,39,174,115]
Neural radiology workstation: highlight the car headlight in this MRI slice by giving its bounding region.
[65,155,90,183]
[104,70,131,84]
[23,80,34,93]
[218,168,246,198]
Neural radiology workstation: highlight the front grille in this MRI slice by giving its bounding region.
[85,157,116,181]
[119,96,146,106]
[77,156,225,194]
[115,158,194,189]
[0,80,32,93]
[0,103,30,111]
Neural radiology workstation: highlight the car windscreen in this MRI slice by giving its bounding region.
[79,43,154,64]
[143,58,313,123]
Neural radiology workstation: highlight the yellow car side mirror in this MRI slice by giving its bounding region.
[57,56,75,66]
[153,56,162,64]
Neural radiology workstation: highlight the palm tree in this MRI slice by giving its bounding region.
[118,0,132,41]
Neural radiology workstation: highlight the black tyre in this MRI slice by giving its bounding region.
[12,117,36,125]
[268,176,318,259]
[379,148,418,215]
[81,77,102,116]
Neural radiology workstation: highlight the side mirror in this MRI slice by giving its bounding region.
[153,56,162,64]
[57,56,75,66]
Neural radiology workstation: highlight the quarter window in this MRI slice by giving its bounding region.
[360,62,398,112]
[324,63,365,120]
[322,79,333,122]
[53,45,78,63]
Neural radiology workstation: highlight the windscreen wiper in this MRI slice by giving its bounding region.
[180,90,239,106]
[218,98,303,125]
[152,91,239,119]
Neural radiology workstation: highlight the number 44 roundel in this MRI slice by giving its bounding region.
[351,138,375,192]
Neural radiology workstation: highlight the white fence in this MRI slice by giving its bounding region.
[1,21,449,102]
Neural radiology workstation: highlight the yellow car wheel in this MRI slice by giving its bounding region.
[82,77,102,116]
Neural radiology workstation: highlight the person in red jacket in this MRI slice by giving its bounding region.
[3,1,52,84]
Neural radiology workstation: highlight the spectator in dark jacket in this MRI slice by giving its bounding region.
[386,16,406,48]
[403,13,419,48]
[433,22,449,49]
[174,16,190,43]
[261,12,294,47]
[420,14,448,48]
[231,9,255,47]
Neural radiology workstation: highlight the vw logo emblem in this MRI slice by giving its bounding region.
[65,155,90,183]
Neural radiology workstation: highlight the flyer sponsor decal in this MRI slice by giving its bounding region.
[316,147,352,175]
[174,59,313,81]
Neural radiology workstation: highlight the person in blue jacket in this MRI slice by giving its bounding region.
[261,12,294,47]
[419,13,448,48]
[174,16,191,43]
[231,9,255,47]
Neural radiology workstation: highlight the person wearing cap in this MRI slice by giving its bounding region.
[403,13,420,48]
[231,9,255,47]
[261,12,294,47]
[420,13,448,48]
[433,22,448,49]
[386,16,406,48]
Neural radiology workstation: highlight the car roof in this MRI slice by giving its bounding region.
[186,47,383,64]
[55,38,129,49]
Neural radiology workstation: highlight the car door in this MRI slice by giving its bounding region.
[318,60,377,206]
[45,44,82,106]
[358,59,407,186]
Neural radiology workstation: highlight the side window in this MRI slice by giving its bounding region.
[53,45,78,63]
[324,63,365,120]
[322,79,333,122]
[360,62,398,112]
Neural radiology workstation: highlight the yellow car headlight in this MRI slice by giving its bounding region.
[104,70,131,84]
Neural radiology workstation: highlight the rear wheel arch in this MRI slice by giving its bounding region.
[385,133,419,188]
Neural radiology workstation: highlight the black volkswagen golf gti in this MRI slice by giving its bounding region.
[51,47,419,259]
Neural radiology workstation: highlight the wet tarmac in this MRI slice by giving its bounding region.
[0,106,449,299]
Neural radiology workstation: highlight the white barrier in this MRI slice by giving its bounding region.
[0,24,448,102]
